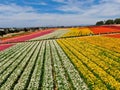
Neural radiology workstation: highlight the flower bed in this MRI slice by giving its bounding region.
[0,29,54,51]
[89,26,120,34]
[1,30,54,43]
[0,44,14,51]
[104,26,120,30]
[105,34,120,38]
[61,27,93,37]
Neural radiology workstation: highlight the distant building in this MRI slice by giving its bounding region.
[0,28,4,31]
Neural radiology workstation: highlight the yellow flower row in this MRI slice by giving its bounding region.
[57,39,107,90]
[78,36,120,53]
[65,38,120,83]
[57,38,120,90]
[61,27,93,37]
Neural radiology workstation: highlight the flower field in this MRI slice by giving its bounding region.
[0,29,54,51]
[104,26,120,30]
[105,34,120,38]
[1,30,54,44]
[0,40,88,90]
[0,44,14,51]
[57,37,120,90]
[31,29,70,40]
[0,26,120,90]
[79,36,120,53]
[89,26,120,34]
[62,27,93,37]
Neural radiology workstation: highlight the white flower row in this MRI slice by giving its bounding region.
[0,42,33,80]
[31,29,69,40]
[50,40,70,89]
[0,42,30,69]
[42,41,54,89]
[0,42,37,90]
[27,41,46,89]
[0,43,24,57]
[53,40,89,90]
[13,42,41,90]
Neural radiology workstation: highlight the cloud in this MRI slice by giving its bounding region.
[40,2,47,5]
[55,0,120,17]
[0,3,34,14]
[53,0,94,5]
[0,3,100,27]
[100,0,120,3]
[82,1,120,17]
[0,12,100,27]
[52,0,66,3]
[57,5,83,13]
[22,0,47,5]
[53,0,94,13]
[0,0,120,27]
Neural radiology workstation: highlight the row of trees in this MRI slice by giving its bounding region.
[96,18,120,25]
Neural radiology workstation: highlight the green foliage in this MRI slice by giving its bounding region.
[96,21,104,25]
[96,18,120,25]
[114,18,120,24]
[105,19,114,25]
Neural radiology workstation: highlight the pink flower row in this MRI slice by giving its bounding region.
[0,29,54,51]
[0,44,14,51]
[1,30,53,43]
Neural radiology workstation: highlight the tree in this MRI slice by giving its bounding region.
[114,18,120,24]
[105,19,114,25]
[96,21,104,25]
[0,31,3,37]
[24,28,28,32]
[0,31,5,37]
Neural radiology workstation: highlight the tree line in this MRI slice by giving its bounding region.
[96,18,120,25]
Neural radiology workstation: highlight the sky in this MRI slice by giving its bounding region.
[0,0,120,27]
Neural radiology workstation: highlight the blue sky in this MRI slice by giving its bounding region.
[0,0,120,27]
